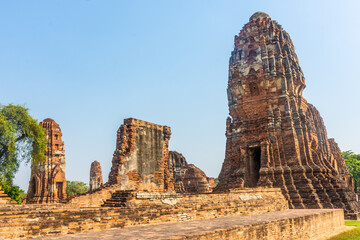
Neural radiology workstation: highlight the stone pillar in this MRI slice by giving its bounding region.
[89,161,103,192]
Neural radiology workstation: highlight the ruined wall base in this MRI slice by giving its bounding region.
[0,188,287,239]
[174,209,345,240]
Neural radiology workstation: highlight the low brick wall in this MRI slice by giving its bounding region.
[177,209,345,240]
[36,209,346,240]
[0,188,287,239]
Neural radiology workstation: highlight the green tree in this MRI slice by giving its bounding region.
[66,181,89,196]
[0,104,46,182]
[0,181,26,204]
[342,150,360,192]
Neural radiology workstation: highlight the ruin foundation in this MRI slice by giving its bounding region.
[0,188,288,239]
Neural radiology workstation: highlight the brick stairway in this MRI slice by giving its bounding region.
[101,190,135,207]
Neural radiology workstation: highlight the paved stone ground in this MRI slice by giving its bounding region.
[38,209,341,240]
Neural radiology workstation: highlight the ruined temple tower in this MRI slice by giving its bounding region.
[215,12,359,219]
[89,160,103,191]
[27,118,67,203]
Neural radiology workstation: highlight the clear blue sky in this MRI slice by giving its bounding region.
[1,1,359,191]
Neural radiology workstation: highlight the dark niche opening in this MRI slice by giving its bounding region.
[248,147,261,187]
[32,178,36,195]
[249,82,259,96]
[56,182,63,199]
[248,49,257,61]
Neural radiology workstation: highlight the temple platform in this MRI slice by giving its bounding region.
[37,209,348,240]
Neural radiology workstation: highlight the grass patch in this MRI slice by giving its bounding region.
[328,220,360,240]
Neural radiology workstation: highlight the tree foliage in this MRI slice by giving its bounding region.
[66,181,89,196]
[0,104,46,182]
[0,179,26,204]
[342,150,360,192]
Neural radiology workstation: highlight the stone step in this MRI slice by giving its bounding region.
[101,190,136,207]
[109,198,129,201]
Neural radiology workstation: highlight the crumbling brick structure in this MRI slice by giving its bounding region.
[168,151,188,192]
[169,151,212,193]
[182,164,212,193]
[215,12,359,219]
[89,161,103,192]
[27,118,67,203]
[328,138,354,189]
[108,118,174,191]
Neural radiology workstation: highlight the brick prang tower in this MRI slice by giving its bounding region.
[215,12,359,219]
[27,118,67,204]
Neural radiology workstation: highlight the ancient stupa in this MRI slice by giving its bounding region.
[27,118,67,203]
[215,12,359,219]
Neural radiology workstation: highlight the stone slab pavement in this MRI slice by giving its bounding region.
[38,209,341,240]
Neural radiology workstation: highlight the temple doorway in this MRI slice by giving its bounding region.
[32,178,36,195]
[56,182,63,199]
[248,147,261,187]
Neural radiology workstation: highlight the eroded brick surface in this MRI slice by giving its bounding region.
[215,12,359,219]
[27,118,67,204]
[108,118,173,191]
[168,151,213,193]
[36,209,345,240]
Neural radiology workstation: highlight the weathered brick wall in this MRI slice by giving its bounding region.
[174,209,344,240]
[108,118,174,191]
[0,188,287,239]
